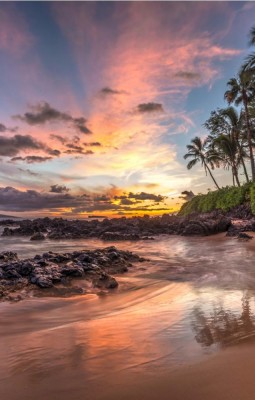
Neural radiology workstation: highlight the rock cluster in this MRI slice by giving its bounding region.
[1,213,232,240]
[0,247,145,301]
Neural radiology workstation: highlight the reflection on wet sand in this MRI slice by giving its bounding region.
[192,292,255,347]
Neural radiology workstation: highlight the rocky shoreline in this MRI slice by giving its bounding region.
[0,212,234,240]
[0,247,146,302]
[1,206,255,302]
[1,206,255,240]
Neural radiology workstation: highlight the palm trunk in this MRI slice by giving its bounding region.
[235,174,240,186]
[233,166,240,186]
[232,169,235,186]
[205,163,220,189]
[232,162,241,187]
[236,141,250,182]
[243,95,255,181]
[240,156,250,182]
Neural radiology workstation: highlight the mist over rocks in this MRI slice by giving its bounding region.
[0,247,145,302]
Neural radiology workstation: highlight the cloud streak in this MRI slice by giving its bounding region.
[11,156,53,164]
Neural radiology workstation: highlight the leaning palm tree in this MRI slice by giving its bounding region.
[224,70,255,181]
[184,136,220,189]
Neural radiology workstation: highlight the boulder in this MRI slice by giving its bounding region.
[36,276,54,288]
[30,232,45,241]
[181,217,231,236]
[237,232,253,240]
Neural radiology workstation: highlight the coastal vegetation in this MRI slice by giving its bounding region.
[184,26,255,189]
[179,183,252,216]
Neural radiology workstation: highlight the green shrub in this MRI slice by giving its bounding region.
[179,183,251,216]
[250,183,255,215]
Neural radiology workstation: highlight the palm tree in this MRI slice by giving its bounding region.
[224,71,255,181]
[221,107,249,182]
[249,26,255,46]
[205,107,249,183]
[212,134,241,186]
[242,25,255,70]
[184,136,220,189]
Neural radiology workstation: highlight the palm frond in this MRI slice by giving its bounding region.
[187,158,198,170]
[242,53,255,71]
[248,26,255,47]
[184,152,196,160]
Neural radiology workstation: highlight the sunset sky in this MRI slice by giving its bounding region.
[1,1,255,217]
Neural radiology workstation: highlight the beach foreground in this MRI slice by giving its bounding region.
[1,336,255,400]
[98,344,255,400]
[1,233,255,400]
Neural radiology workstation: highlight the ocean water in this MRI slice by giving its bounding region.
[1,233,255,399]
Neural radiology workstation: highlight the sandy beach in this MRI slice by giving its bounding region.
[2,341,255,400]
[97,344,255,400]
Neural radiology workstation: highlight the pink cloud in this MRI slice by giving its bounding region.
[50,2,242,197]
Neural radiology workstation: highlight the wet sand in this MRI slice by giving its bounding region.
[1,343,255,400]
[98,344,255,400]
[1,233,255,400]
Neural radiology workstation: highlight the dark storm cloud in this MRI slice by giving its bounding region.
[73,136,80,144]
[122,206,170,212]
[93,195,111,202]
[99,87,127,96]
[83,142,102,147]
[0,187,82,211]
[135,103,164,114]
[64,147,94,155]
[115,192,166,203]
[14,102,70,124]
[0,134,48,157]
[0,123,7,132]
[48,149,61,156]
[129,192,166,202]
[66,143,84,152]
[65,143,96,155]
[0,123,17,132]
[11,156,53,164]
[120,198,134,205]
[73,117,91,134]
[14,102,92,134]
[0,186,170,214]
[175,71,201,80]
[50,184,69,193]
[50,134,67,144]
[0,187,111,213]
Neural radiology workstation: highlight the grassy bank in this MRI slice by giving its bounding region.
[179,183,255,216]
